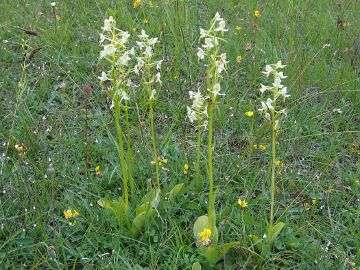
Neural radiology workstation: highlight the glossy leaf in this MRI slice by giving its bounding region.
[269,222,285,242]
[168,183,187,201]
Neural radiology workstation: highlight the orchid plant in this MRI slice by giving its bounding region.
[251,61,290,256]
[97,16,185,239]
[191,13,239,267]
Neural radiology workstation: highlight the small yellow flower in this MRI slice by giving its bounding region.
[235,25,242,31]
[63,209,73,220]
[183,163,189,175]
[143,18,149,25]
[255,9,261,18]
[342,22,350,28]
[15,143,27,154]
[253,144,266,151]
[245,111,254,117]
[237,199,248,208]
[275,160,285,168]
[156,156,168,166]
[311,199,317,205]
[95,166,101,175]
[55,14,61,21]
[198,228,212,246]
[236,55,242,63]
[133,0,141,8]
[73,210,79,218]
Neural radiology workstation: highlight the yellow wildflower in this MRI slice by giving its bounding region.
[235,25,242,31]
[143,18,149,25]
[63,209,73,220]
[95,166,101,175]
[237,199,248,208]
[253,144,266,151]
[342,22,350,28]
[245,111,254,117]
[73,210,79,218]
[156,156,168,166]
[15,143,27,154]
[275,160,285,168]
[133,0,141,8]
[198,228,212,246]
[255,9,261,18]
[311,199,317,205]
[183,163,189,175]
[236,55,242,63]
[55,15,61,21]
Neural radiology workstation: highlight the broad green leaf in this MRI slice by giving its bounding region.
[199,242,239,266]
[192,262,201,270]
[193,215,218,245]
[131,209,156,238]
[141,189,157,205]
[269,222,285,242]
[135,202,151,216]
[249,234,263,252]
[168,183,187,201]
[97,197,127,227]
[199,246,220,266]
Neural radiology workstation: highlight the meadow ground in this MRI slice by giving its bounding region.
[0,0,359,269]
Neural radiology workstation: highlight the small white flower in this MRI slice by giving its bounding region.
[120,31,130,44]
[262,65,273,77]
[154,72,161,83]
[150,89,156,100]
[99,33,106,43]
[197,48,205,59]
[208,83,225,98]
[215,19,228,32]
[119,90,130,102]
[156,60,162,70]
[279,87,290,98]
[276,71,287,79]
[138,29,149,39]
[51,2,56,7]
[200,28,207,38]
[272,77,284,88]
[98,71,110,82]
[332,108,343,114]
[102,16,115,32]
[273,60,286,69]
[100,44,116,59]
[149,37,158,46]
[259,98,274,112]
[118,52,131,66]
[144,46,153,58]
[187,106,197,123]
[260,83,270,93]
[213,12,221,22]
[203,38,215,49]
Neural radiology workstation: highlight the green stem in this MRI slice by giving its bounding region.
[269,111,276,232]
[149,99,160,188]
[125,101,135,200]
[114,99,129,210]
[195,118,202,194]
[207,102,215,234]
[111,64,129,211]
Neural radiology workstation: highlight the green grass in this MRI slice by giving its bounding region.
[0,0,359,269]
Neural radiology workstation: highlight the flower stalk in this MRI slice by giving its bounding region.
[257,61,289,235]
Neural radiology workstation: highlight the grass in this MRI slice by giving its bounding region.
[0,0,359,269]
